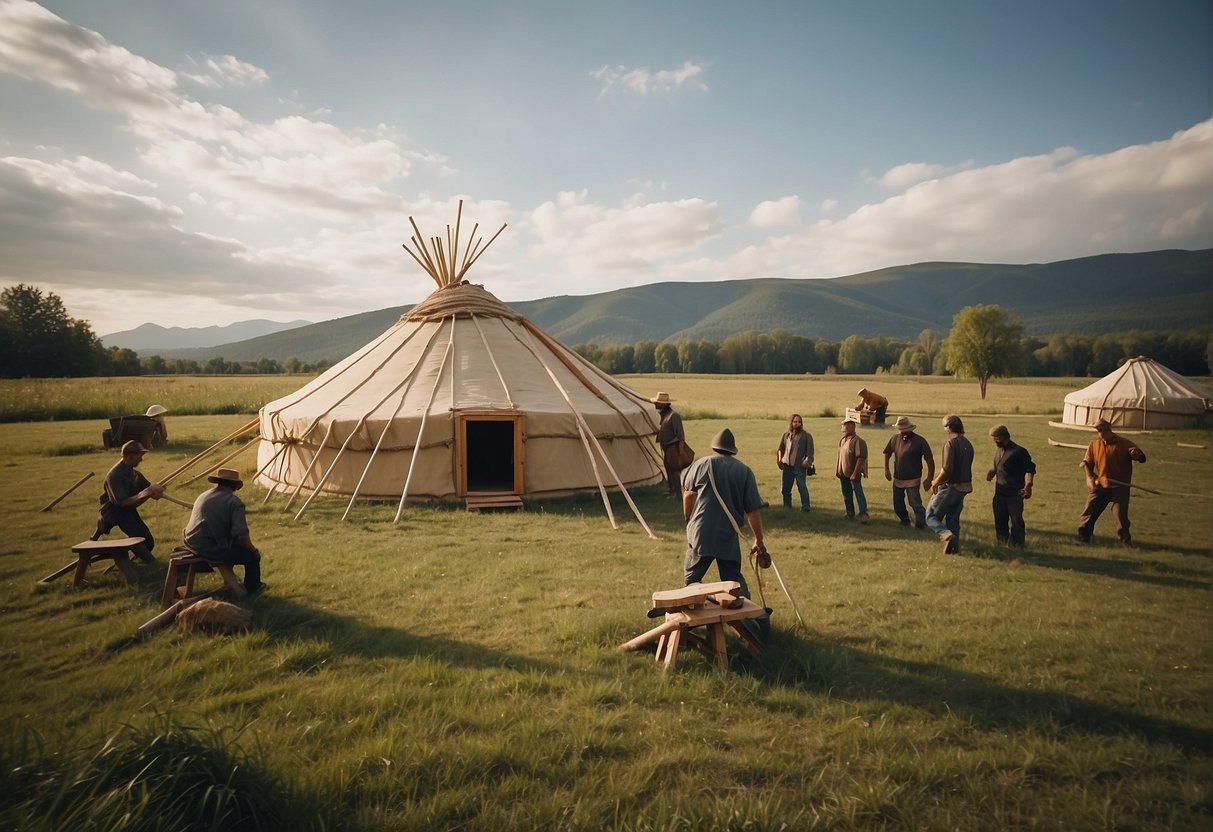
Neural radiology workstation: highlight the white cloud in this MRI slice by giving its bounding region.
[184,54,270,88]
[716,121,1213,279]
[748,196,800,229]
[0,2,422,223]
[819,198,838,214]
[526,191,722,276]
[590,60,708,96]
[878,161,945,188]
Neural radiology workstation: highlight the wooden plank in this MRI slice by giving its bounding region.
[1048,438,1088,449]
[651,580,740,610]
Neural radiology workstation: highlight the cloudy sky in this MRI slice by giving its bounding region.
[1,0,1209,336]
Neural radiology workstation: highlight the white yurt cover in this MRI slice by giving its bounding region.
[1062,356,1213,429]
[255,283,663,502]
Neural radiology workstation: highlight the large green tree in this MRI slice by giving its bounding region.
[0,284,102,377]
[944,304,1025,399]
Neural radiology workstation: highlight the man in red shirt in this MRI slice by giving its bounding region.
[1078,419,1146,545]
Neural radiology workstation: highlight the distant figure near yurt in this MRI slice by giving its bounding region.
[1062,356,1213,430]
[255,203,664,525]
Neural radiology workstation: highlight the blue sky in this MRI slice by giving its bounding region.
[1,0,1209,336]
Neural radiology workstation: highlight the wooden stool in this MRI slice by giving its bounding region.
[40,537,146,587]
[160,548,246,608]
[620,581,767,671]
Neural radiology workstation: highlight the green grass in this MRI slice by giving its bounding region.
[0,378,1210,830]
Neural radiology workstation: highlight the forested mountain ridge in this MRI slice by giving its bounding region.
[154,249,1211,364]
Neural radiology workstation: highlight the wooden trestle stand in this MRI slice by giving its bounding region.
[619,580,766,671]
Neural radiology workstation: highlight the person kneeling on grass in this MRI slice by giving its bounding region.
[183,467,265,594]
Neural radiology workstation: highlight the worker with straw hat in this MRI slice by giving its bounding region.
[183,468,266,595]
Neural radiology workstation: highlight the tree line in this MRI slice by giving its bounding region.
[573,322,1210,382]
[0,285,329,378]
[2,284,1209,386]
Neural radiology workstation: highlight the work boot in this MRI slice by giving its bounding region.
[857,512,869,524]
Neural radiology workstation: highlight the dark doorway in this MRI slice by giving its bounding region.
[465,419,516,492]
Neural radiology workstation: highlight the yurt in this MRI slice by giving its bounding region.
[1061,356,1213,429]
[254,206,663,528]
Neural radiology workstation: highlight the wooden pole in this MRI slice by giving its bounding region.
[394,322,454,523]
[179,437,259,486]
[1105,477,1161,495]
[159,418,259,485]
[40,471,94,512]
[450,199,463,281]
[458,223,507,279]
[1047,438,1087,450]
[159,492,194,509]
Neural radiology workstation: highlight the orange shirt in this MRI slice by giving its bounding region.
[1083,434,1143,487]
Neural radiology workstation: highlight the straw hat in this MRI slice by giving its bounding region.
[208,467,244,486]
[649,392,675,405]
[893,415,916,432]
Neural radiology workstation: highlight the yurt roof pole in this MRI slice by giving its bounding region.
[265,323,402,417]
[402,200,507,288]
[341,324,445,521]
[395,319,455,523]
[516,326,657,539]
[293,419,369,521]
[180,437,259,486]
[471,314,515,406]
[252,442,287,483]
[521,319,664,472]
[159,418,259,486]
[268,325,427,455]
[297,329,446,522]
[283,420,335,512]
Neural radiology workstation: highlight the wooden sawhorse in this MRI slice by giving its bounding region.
[40,537,146,587]
[620,581,766,671]
[160,549,246,608]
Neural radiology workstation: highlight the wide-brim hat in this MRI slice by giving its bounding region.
[649,392,675,405]
[121,440,147,455]
[893,415,915,432]
[145,404,167,417]
[208,467,244,485]
[710,428,738,455]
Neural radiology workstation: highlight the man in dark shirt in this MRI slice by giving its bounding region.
[652,392,686,497]
[95,440,163,563]
[925,415,974,555]
[883,416,934,529]
[985,425,1036,546]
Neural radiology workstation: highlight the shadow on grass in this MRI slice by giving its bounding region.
[957,530,1213,591]
[744,629,1213,756]
[227,594,566,677]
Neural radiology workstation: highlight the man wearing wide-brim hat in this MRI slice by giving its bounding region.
[183,467,265,594]
[95,439,164,563]
[650,392,686,497]
[680,428,770,636]
[882,415,934,529]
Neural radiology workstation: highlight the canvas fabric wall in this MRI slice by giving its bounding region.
[1062,356,1213,429]
[255,298,662,499]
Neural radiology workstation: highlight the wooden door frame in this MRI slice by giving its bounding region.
[455,411,525,496]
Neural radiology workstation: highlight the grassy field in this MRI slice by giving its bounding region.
[1,376,1210,830]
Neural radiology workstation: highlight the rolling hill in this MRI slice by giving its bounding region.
[153,249,1211,364]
